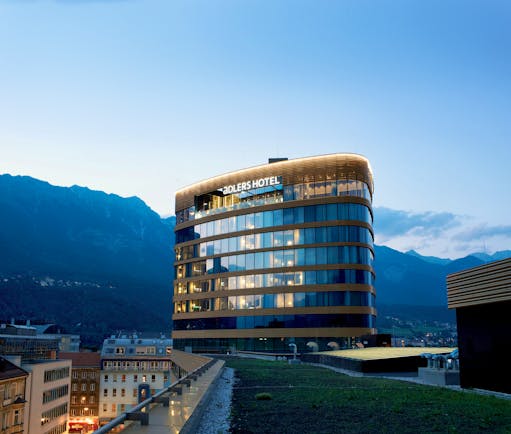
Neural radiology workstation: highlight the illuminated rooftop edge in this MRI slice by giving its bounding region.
[175,153,372,194]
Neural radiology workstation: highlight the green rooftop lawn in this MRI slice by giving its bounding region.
[223,357,511,434]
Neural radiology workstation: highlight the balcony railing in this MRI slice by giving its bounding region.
[93,358,216,434]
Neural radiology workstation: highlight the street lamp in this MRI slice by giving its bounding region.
[289,343,297,360]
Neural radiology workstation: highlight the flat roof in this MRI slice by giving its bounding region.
[320,347,455,361]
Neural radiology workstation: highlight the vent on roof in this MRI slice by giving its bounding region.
[268,158,288,164]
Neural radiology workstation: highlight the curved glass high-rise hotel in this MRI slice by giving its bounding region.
[172,154,375,352]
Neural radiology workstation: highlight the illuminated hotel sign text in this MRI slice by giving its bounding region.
[220,176,281,195]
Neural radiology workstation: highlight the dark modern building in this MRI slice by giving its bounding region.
[172,154,376,352]
[447,258,511,394]
[0,324,59,361]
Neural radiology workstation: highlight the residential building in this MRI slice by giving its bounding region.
[98,335,174,425]
[22,359,71,434]
[59,352,100,432]
[0,357,28,434]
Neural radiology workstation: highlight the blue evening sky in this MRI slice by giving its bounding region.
[1,0,510,258]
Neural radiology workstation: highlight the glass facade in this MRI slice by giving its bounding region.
[172,154,375,353]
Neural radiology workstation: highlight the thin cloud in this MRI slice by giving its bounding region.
[452,224,511,241]
[374,207,460,238]
[373,206,510,259]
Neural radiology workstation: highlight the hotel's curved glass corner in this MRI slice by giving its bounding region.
[172,154,376,353]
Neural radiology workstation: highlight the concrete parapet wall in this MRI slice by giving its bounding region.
[179,360,226,434]
[170,350,212,372]
[418,367,460,386]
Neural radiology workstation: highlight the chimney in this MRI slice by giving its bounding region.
[268,158,288,164]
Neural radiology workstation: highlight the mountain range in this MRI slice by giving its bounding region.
[0,174,175,346]
[1,174,509,346]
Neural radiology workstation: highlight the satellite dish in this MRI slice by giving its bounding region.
[327,341,340,350]
[306,341,319,352]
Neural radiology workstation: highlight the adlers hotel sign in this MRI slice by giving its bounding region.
[220,176,281,195]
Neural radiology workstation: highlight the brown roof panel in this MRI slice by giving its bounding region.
[59,352,101,367]
[0,356,28,380]
[447,258,511,308]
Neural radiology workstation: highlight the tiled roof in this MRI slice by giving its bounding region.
[0,357,28,380]
[59,352,101,367]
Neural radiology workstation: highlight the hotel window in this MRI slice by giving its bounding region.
[103,389,108,397]
[275,293,285,308]
[120,404,126,412]
[71,396,77,404]
[113,374,118,382]
[133,374,138,383]
[151,375,156,383]
[90,383,95,391]
[103,403,107,412]
[121,388,126,397]
[82,372,87,379]
[104,374,108,382]
[111,404,115,413]
[72,371,78,379]
[112,388,117,397]
[115,347,125,354]
[132,389,137,398]
[81,383,87,391]
[121,374,126,382]
[89,395,95,404]
[72,383,78,392]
